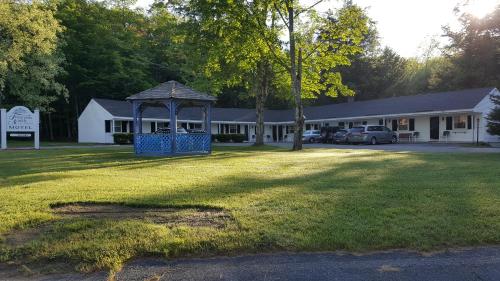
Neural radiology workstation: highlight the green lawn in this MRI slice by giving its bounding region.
[1,146,500,273]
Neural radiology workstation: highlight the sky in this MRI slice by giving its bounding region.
[134,0,499,58]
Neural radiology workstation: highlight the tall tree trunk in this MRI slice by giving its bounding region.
[66,112,73,139]
[293,48,304,150]
[48,112,54,141]
[254,61,271,146]
[287,4,304,151]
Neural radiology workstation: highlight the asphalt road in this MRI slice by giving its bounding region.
[114,247,500,281]
[3,247,500,280]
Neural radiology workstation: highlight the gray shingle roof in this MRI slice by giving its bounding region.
[126,81,217,101]
[94,87,495,123]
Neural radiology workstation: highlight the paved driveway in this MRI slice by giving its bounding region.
[269,142,500,153]
[114,246,500,281]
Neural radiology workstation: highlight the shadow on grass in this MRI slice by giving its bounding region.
[1,147,500,272]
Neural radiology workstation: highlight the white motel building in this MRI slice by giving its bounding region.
[78,85,500,144]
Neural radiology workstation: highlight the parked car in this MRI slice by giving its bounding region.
[302,130,321,143]
[332,129,350,144]
[154,127,189,134]
[319,126,342,143]
[346,125,398,144]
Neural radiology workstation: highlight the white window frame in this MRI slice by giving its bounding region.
[398,118,409,131]
[114,120,122,133]
[229,124,238,134]
[454,115,467,129]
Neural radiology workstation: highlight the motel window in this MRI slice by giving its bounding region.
[409,118,415,131]
[286,125,295,134]
[121,121,128,133]
[229,124,238,134]
[114,121,122,133]
[157,122,169,129]
[398,118,409,131]
[306,124,311,130]
[189,123,202,130]
[338,122,345,129]
[354,121,362,126]
[378,119,384,126]
[325,123,329,127]
[150,122,156,133]
[454,115,467,129]
[362,121,368,125]
[348,122,353,129]
[467,115,472,129]
[105,120,111,133]
[446,117,453,130]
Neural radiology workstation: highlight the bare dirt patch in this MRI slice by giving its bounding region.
[51,202,233,228]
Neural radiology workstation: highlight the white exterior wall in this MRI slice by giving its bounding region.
[79,89,500,144]
[78,100,114,143]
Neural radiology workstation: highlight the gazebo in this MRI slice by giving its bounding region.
[126,81,216,156]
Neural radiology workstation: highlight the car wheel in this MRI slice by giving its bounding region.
[391,136,398,144]
[371,137,377,145]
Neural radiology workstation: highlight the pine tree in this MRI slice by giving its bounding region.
[487,95,500,136]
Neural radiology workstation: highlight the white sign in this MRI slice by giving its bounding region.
[7,106,36,132]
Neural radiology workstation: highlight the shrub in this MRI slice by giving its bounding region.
[113,133,133,144]
[231,134,246,143]
[213,134,247,143]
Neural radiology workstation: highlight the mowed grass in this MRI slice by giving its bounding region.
[1,146,500,272]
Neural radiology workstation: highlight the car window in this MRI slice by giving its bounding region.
[351,127,364,133]
[313,130,320,134]
[384,127,391,132]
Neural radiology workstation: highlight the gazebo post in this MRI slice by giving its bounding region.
[170,99,177,155]
[127,81,216,157]
[205,102,212,154]
[132,101,143,155]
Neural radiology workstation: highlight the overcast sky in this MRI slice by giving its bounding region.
[134,0,499,58]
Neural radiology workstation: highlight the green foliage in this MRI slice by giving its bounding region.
[0,1,67,111]
[213,134,246,143]
[487,95,500,136]
[113,133,133,144]
[442,5,500,89]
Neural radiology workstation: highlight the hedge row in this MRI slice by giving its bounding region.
[113,133,134,144]
[213,134,246,143]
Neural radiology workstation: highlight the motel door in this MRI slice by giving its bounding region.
[272,125,284,142]
[430,117,440,140]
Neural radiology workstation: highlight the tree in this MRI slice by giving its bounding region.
[0,1,66,111]
[172,0,287,145]
[441,5,500,89]
[487,95,500,136]
[271,1,369,150]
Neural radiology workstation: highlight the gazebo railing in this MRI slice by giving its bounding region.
[135,133,210,155]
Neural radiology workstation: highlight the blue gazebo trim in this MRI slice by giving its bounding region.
[128,82,215,157]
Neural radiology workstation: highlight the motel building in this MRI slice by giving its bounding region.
[78,86,500,144]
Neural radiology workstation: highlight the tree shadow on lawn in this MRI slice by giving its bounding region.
[2,149,500,272]
[129,151,500,252]
[0,146,283,188]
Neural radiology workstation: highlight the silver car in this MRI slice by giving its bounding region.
[302,130,321,143]
[346,126,398,144]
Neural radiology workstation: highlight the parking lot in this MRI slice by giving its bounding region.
[269,142,500,153]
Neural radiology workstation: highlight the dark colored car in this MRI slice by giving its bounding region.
[319,126,342,143]
[332,129,350,143]
[346,125,398,144]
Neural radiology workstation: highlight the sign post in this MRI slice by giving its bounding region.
[0,109,6,150]
[1,106,40,150]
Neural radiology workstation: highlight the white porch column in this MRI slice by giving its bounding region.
[1,109,6,149]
